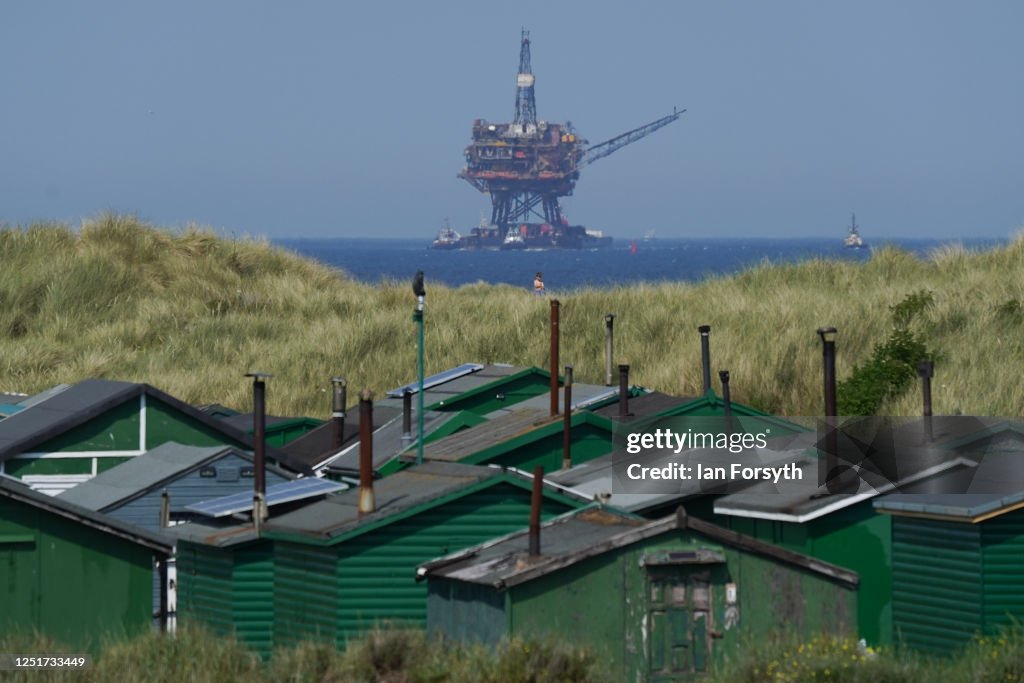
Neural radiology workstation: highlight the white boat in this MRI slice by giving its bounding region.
[843,213,866,249]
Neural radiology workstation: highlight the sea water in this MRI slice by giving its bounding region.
[274,237,1003,291]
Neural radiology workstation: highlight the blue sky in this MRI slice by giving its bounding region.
[2,1,1021,238]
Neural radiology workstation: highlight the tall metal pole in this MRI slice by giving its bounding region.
[550,299,560,416]
[817,327,838,487]
[604,313,615,386]
[412,271,426,465]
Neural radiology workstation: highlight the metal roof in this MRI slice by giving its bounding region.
[281,404,402,470]
[318,408,455,472]
[418,506,859,589]
[318,364,531,472]
[0,475,173,554]
[166,517,260,548]
[874,454,1024,522]
[262,461,584,544]
[218,412,306,432]
[415,407,556,463]
[56,442,291,512]
[486,383,620,417]
[714,445,971,524]
[386,363,486,397]
[402,364,527,410]
[0,379,313,474]
[546,443,809,512]
[591,391,696,420]
[262,461,505,540]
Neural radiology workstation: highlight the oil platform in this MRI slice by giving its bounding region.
[450,30,684,250]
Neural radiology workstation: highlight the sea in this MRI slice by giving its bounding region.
[273,237,1005,291]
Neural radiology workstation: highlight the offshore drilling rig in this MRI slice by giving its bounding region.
[456,30,683,248]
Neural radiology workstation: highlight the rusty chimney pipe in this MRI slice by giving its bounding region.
[604,313,615,386]
[699,325,712,394]
[246,371,271,524]
[817,327,839,486]
[358,389,376,515]
[331,376,347,450]
[618,364,631,417]
[550,299,561,416]
[529,465,544,557]
[719,370,733,435]
[918,359,934,442]
[401,389,413,448]
[562,365,573,469]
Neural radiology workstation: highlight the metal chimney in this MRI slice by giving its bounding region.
[604,313,615,386]
[699,325,712,394]
[618,364,631,417]
[331,376,347,450]
[529,465,544,557]
[817,327,839,488]
[357,390,376,515]
[401,389,413,448]
[562,365,573,469]
[246,371,271,524]
[918,359,934,442]
[550,299,560,416]
[719,370,733,435]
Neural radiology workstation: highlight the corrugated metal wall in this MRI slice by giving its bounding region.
[273,541,338,649]
[981,510,1024,630]
[270,482,574,649]
[178,542,235,635]
[892,517,981,653]
[332,483,571,646]
[177,540,276,657]
[427,579,506,645]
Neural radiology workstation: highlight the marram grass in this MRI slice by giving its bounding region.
[2,214,1024,418]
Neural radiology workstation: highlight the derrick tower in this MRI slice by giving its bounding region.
[459,30,685,237]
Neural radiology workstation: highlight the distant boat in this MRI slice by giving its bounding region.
[431,219,462,250]
[630,240,638,254]
[843,213,866,249]
[500,229,527,250]
[643,229,656,242]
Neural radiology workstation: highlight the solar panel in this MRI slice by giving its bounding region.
[186,477,345,518]
[386,363,484,398]
[573,388,619,410]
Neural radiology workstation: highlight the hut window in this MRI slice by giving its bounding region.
[216,466,239,482]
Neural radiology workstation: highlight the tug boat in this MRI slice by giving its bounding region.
[432,220,462,250]
[843,213,866,249]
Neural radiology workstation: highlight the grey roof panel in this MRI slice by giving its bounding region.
[546,445,809,512]
[282,404,402,470]
[264,461,502,539]
[57,443,231,510]
[592,391,697,420]
[487,383,619,417]
[417,407,555,463]
[0,379,313,475]
[874,454,1024,519]
[419,505,859,589]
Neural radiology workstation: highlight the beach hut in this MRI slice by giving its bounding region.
[420,506,858,681]
[0,476,172,649]
[873,456,1024,654]
[0,379,310,495]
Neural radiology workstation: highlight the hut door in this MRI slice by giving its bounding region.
[646,570,712,681]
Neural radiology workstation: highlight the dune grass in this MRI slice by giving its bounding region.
[4,624,1022,682]
[2,214,1023,418]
